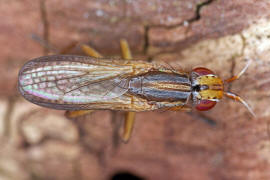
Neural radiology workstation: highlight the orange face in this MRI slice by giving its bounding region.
[191,67,224,111]
[196,75,224,100]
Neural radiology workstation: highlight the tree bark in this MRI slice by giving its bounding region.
[1,0,270,179]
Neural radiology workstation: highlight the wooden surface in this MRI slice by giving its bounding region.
[1,0,270,179]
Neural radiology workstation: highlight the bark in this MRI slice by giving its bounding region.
[0,0,270,179]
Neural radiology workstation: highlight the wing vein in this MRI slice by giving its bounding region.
[21,73,89,87]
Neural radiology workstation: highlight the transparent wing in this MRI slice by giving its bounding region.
[18,55,133,109]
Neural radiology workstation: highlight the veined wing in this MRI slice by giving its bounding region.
[18,55,155,110]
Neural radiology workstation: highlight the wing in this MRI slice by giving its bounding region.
[18,55,156,110]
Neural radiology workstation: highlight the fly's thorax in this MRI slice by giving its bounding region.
[128,71,191,102]
[191,67,224,111]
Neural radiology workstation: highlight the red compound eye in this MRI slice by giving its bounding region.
[192,67,214,76]
[196,100,216,111]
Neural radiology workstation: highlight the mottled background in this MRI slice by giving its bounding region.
[1,0,270,179]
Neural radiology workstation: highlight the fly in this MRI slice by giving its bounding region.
[17,40,255,142]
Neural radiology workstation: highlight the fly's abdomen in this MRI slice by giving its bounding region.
[128,71,191,102]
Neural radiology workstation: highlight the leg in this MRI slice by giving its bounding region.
[120,39,132,60]
[120,39,136,143]
[65,44,104,119]
[65,110,94,119]
[81,44,103,58]
[122,111,136,143]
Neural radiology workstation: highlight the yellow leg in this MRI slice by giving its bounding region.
[120,39,136,143]
[120,39,132,60]
[81,44,103,58]
[65,110,94,119]
[122,111,136,143]
[65,44,104,119]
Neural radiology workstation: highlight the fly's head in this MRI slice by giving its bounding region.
[191,67,224,111]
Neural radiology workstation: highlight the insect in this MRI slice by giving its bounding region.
[18,40,255,142]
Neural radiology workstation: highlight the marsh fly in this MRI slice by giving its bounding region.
[17,39,255,142]
[18,55,254,115]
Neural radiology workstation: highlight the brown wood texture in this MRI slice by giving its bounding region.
[1,0,270,179]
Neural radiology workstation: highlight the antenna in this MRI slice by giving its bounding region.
[224,59,255,117]
[224,92,256,118]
